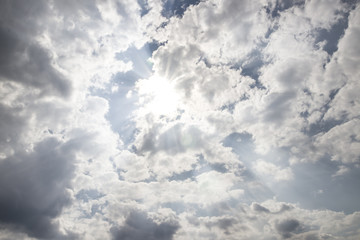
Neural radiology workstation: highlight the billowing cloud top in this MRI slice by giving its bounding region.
[0,0,360,239]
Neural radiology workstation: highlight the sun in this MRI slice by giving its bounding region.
[138,75,180,116]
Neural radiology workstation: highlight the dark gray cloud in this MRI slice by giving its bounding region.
[262,91,296,124]
[111,211,180,240]
[0,0,50,35]
[0,103,28,155]
[0,26,71,97]
[0,0,72,98]
[252,203,271,213]
[276,219,301,239]
[251,202,294,215]
[0,138,76,239]
[204,217,237,233]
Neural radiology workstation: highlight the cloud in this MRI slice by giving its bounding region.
[252,202,271,213]
[254,160,294,182]
[110,210,180,240]
[276,218,301,239]
[137,123,204,155]
[0,138,75,239]
[174,199,360,239]
[332,165,350,177]
[0,26,71,97]
[314,119,360,163]
[113,150,151,182]
[1,0,360,239]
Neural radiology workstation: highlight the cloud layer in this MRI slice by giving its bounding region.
[0,0,359,239]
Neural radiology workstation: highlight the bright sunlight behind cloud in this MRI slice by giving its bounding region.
[138,75,180,116]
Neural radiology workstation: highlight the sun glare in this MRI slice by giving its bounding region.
[139,75,179,116]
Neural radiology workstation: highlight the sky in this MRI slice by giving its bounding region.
[0,0,360,239]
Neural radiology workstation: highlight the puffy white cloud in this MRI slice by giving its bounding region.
[302,0,347,29]
[254,160,294,182]
[323,4,360,122]
[113,150,151,182]
[314,119,360,163]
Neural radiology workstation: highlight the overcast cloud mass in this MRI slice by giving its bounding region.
[0,0,360,239]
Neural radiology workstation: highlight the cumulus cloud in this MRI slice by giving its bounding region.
[254,160,294,182]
